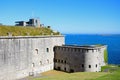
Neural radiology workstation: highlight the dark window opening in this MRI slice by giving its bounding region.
[58,59,60,63]
[82,64,84,68]
[35,49,38,54]
[32,63,35,67]
[96,64,97,68]
[64,67,66,71]
[89,65,91,68]
[54,58,57,62]
[40,61,42,65]
[47,59,49,64]
[46,48,49,52]
[57,67,61,70]
[61,60,63,63]
[70,69,74,73]
[64,60,66,64]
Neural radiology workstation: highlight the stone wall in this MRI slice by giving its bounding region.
[0,36,64,80]
[54,45,107,72]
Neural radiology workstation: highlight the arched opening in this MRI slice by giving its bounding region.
[32,63,35,67]
[35,49,38,54]
[64,67,66,71]
[96,64,97,68]
[47,59,49,64]
[40,61,42,65]
[46,48,49,52]
[64,60,66,64]
[89,65,91,68]
[82,64,84,68]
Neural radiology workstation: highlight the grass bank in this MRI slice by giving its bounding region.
[27,65,120,80]
[91,65,120,80]
[30,70,107,80]
[0,26,60,36]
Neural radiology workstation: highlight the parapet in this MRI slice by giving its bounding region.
[0,35,64,39]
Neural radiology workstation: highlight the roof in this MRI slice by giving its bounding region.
[55,45,107,49]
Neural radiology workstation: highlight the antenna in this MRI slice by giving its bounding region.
[32,11,34,18]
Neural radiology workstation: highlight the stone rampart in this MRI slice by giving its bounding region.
[0,36,64,80]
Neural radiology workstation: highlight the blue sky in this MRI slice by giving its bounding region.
[0,0,120,34]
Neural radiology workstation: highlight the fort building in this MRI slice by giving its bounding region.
[0,36,107,80]
[0,36,64,80]
[15,18,40,27]
[54,45,107,72]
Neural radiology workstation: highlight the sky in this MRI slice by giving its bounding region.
[0,0,120,34]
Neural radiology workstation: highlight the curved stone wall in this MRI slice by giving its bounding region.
[54,45,107,72]
[84,49,101,72]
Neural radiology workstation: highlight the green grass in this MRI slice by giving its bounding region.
[0,25,60,36]
[28,70,107,80]
[104,49,108,63]
[91,65,120,80]
[26,65,120,80]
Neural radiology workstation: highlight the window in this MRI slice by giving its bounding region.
[89,65,91,68]
[32,63,35,67]
[61,60,63,63]
[46,48,49,52]
[40,61,42,65]
[54,58,57,62]
[64,67,66,71]
[57,67,61,70]
[35,49,38,54]
[47,59,49,64]
[70,69,74,73]
[64,60,66,64]
[96,64,97,68]
[58,59,60,63]
[82,64,84,68]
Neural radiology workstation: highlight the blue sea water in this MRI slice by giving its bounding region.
[65,34,120,65]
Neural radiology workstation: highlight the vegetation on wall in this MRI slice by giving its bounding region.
[104,49,108,63]
[0,26,60,36]
[93,65,120,80]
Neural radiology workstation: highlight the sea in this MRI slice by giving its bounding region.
[65,34,120,65]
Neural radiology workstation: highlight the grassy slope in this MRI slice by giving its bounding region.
[92,65,120,80]
[0,26,60,36]
[104,49,108,63]
[30,70,107,80]
[28,65,120,80]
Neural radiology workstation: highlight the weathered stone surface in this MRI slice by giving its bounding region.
[0,36,64,80]
[54,45,107,72]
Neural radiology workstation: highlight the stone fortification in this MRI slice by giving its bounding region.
[0,35,107,80]
[54,45,107,72]
[0,36,64,80]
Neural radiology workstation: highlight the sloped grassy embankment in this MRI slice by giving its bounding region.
[0,26,60,36]
[29,65,120,80]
